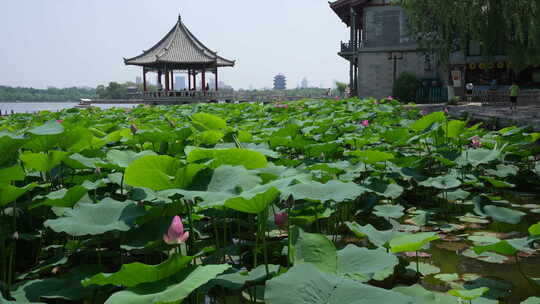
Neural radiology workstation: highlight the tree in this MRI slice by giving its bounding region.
[273,74,287,90]
[392,72,421,102]
[395,0,540,70]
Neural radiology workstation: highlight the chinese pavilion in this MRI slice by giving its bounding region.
[124,14,235,97]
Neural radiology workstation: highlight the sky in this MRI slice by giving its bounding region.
[0,0,350,90]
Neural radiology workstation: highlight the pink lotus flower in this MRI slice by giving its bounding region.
[56,120,63,123]
[274,212,288,229]
[444,108,449,114]
[361,120,369,127]
[163,216,189,244]
[471,136,482,148]
[420,110,428,116]
[387,96,394,100]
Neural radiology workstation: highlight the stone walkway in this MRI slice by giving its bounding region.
[413,103,540,131]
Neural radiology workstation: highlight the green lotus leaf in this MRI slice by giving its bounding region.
[392,284,456,304]
[187,148,267,169]
[32,185,88,208]
[104,264,230,304]
[290,228,337,274]
[448,287,489,301]
[419,175,461,190]
[264,263,413,304]
[212,264,280,290]
[382,128,412,145]
[64,153,102,169]
[224,187,280,214]
[389,232,440,253]
[434,273,460,283]
[0,183,38,207]
[44,198,145,236]
[483,205,526,224]
[195,130,224,145]
[462,249,509,264]
[485,164,518,178]
[337,245,399,282]
[366,180,404,199]
[0,164,25,186]
[373,204,405,219]
[28,120,64,135]
[406,262,441,276]
[444,120,467,138]
[11,266,99,302]
[480,176,515,188]
[409,111,446,132]
[345,221,405,248]
[529,221,540,236]
[473,240,518,256]
[208,165,261,193]
[191,113,227,131]
[347,150,394,164]
[458,147,502,167]
[0,132,27,166]
[82,254,193,287]
[521,297,540,304]
[20,151,69,173]
[124,155,185,191]
[283,180,369,203]
[106,149,157,169]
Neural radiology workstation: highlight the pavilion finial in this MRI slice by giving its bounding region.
[178,13,182,22]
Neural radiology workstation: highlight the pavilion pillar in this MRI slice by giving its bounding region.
[143,68,147,92]
[170,70,174,91]
[165,69,170,91]
[157,70,162,90]
[215,69,218,91]
[202,69,206,91]
[187,70,191,90]
[193,71,197,91]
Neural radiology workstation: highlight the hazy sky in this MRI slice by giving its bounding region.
[0,0,350,90]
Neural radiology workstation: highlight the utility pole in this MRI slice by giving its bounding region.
[388,52,404,85]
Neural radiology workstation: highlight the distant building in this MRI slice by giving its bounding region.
[135,76,142,84]
[218,81,233,90]
[301,77,309,88]
[175,76,186,90]
[273,74,287,90]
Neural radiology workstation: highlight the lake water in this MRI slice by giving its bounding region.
[0,102,138,114]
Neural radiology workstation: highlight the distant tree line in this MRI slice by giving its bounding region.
[0,86,96,102]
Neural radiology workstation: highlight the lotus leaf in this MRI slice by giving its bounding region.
[389,232,439,253]
[345,221,404,248]
[409,111,446,132]
[0,183,37,207]
[20,151,69,173]
[483,205,526,225]
[448,287,489,301]
[82,254,193,287]
[283,180,369,203]
[104,264,230,304]
[264,263,413,304]
[187,148,267,169]
[373,204,405,219]
[44,198,145,236]
[337,245,398,282]
[392,284,456,304]
[191,112,227,131]
[291,228,337,274]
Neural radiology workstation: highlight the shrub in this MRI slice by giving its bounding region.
[392,72,421,102]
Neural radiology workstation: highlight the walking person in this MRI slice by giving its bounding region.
[465,83,474,103]
[509,81,520,112]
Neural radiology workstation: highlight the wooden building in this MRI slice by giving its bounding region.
[124,14,235,102]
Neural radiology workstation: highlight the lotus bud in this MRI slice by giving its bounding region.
[95,167,102,175]
[56,120,63,123]
[420,110,428,116]
[387,96,394,100]
[163,216,190,245]
[130,123,138,134]
[361,120,369,127]
[274,212,288,229]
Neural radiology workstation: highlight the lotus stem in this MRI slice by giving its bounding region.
[120,172,125,196]
[262,207,269,277]
[416,250,420,276]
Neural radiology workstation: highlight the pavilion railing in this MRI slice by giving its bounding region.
[141,91,233,100]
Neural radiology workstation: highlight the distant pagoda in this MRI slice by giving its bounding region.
[273,74,287,90]
[124,14,235,93]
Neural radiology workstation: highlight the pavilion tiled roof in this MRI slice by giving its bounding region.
[124,15,235,68]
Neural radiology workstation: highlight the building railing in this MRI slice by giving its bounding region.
[141,90,233,99]
[340,40,362,53]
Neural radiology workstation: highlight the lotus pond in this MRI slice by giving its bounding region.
[0,98,540,304]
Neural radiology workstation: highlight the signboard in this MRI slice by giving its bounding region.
[451,70,462,87]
